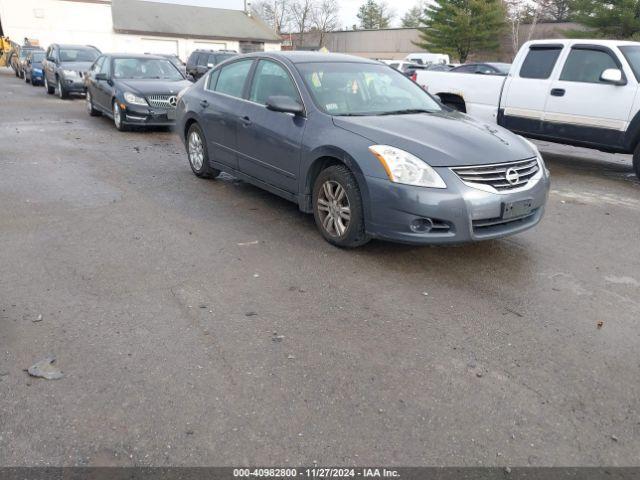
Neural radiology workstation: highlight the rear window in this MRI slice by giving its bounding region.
[519,47,562,79]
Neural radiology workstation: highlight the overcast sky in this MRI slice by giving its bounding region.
[150,0,420,30]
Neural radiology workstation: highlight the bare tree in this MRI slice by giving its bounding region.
[504,0,539,57]
[291,0,315,47]
[251,0,292,34]
[312,0,340,47]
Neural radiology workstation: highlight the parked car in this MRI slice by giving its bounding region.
[425,64,457,72]
[24,50,46,85]
[84,53,192,131]
[415,39,640,179]
[176,52,549,248]
[185,49,237,80]
[404,53,450,66]
[16,45,43,78]
[450,62,511,75]
[147,53,187,78]
[42,44,101,98]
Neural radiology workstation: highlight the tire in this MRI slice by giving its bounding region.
[86,91,101,117]
[57,78,67,99]
[186,123,220,178]
[312,165,369,248]
[633,144,640,180]
[44,76,55,94]
[112,101,128,131]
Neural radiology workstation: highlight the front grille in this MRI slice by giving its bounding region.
[451,158,539,192]
[146,94,177,109]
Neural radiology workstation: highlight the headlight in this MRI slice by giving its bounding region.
[62,70,77,77]
[124,92,148,106]
[521,136,549,175]
[369,145,447,189]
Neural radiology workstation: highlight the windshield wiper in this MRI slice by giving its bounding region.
[377,109,435,116]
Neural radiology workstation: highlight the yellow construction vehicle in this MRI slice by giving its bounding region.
[1,36,18,69]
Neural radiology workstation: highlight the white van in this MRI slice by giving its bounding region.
[405,53,450,66]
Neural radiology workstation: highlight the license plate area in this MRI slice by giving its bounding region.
[167,110,176,120]
[502,199,533,220]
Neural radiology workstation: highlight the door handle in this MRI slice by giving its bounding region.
[200,99,209,108]
[550,88,565,97]
[241,116,252,127]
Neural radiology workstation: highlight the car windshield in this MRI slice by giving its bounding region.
[619,46,640,81]
[31,52,45,63]
[297,62,442,116]
[113,58,184,80]
[59,48,99,62]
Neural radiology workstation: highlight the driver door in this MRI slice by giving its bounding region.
[543,45,636,147]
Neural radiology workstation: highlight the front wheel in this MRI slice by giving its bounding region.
[44,76,54,94]
[312,165,369,248]
[187,123,220,178]
[57,79,67,99]
[633,144,640,180]
[113,101,127,131]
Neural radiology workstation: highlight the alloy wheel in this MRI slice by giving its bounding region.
[57,79,63,99]
[317,180,351,237]
[188,131,204,171]
[113,103,122,129]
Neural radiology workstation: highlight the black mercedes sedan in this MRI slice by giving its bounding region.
[84,54,192,131]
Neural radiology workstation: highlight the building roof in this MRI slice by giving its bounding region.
[263,51,378,64]
[111,0,281,43]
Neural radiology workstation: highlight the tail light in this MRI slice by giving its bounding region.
[410,72,417,82]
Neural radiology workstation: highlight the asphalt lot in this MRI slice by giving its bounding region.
[1,67,639,467]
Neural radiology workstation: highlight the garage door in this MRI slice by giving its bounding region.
[193,42,227,51]
[140,38,179,56]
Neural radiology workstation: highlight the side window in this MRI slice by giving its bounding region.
[196,53,208,66]
[520,47,562,79]
[477,64,495,74]
[207,68,220,90]
[249,60,300,106]
[560,48,618,84]
[214,59,253,98]
[102,57,111,77]
[207,54,218,67]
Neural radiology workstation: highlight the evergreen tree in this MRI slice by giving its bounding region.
[357,0,393,29]
[570,0,640,39]
[414,0,506,63]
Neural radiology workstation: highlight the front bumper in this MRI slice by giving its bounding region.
[61,77,86,93]
[365,163,550,244]
[121,103,177,127]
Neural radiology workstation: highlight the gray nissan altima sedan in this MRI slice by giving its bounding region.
[176,52,550,248]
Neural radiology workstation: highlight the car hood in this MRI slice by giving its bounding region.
[60,61,94,72]
[117,78,192,95]
[333,111,534,167]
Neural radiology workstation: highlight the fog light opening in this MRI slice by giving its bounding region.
[410,218,434,233]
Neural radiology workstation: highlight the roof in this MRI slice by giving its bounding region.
[111,0,281,43]
[262,51,378,64]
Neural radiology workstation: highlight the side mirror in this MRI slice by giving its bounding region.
[95,73,108,81]
[600,68,626,85]
[207,63,214,68]
[265,96,304,115]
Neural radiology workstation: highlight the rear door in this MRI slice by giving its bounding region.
[200,59,254,170]
[542,44,636,148]
[235,59,306,193]
[500,44,564,135]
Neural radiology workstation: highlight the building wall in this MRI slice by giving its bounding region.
[0,0,280,61]
[285,23,580,61]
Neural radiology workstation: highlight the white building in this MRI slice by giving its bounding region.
[0,0,282,60]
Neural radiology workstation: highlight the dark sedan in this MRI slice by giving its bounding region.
[84,54,192,131]
[176,52,549,248]
[450,62,511,75]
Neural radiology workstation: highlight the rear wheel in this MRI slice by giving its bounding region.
[312,165,369,248]
[187,123,220,178]
[633,144,640,180]
[86,91,101,117]
[44,76,55,94]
